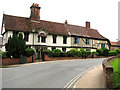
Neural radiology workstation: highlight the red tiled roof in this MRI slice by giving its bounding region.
[110,42,120,46]
[3,14,108,40]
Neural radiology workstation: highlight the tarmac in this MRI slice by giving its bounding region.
[74,64,106,88]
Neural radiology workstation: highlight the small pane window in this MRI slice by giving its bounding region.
[101,43,105,48]
[41,36,46,43]
[63,36,67,44]
[13,31,18,36]
[38,36,40,42]
[53,35,57,43]
[74,37,79,44]
[86,39,89,45]
[24,32,29,41]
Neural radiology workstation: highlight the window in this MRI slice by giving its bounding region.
[52,47,56,51]
[63,36,67,44]
[53,35,57,43]
[24,32,29,41]
[86,39,89,45]
[38,36,40,42]
[101,43,105,48]
[13,31,18,36]
[74,37,79,44]
[41,36,46,43]
[62,47,66,52]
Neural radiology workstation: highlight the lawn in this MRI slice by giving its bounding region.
[110,58,120,88]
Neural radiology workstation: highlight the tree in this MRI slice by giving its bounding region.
[5,33,26,58]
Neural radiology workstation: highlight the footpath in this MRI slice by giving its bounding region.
[74,64,105,88]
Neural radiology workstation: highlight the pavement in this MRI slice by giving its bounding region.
[74,64,105,88]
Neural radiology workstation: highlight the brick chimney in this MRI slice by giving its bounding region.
[30,3,41,20]
[86,21,90,28]
[65,20,68,24]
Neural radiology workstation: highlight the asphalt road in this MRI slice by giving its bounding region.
[2,58,106,88]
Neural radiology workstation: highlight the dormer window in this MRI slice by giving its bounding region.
[38,33,47,43]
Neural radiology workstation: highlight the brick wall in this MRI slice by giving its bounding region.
[2,55,35,65]
[102,56,117,88]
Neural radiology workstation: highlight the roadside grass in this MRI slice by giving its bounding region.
[110,58,120,88]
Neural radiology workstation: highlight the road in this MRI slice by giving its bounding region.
[2,58,106,88]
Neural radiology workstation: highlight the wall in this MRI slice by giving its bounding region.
[2,55,35,65]
[44,54,82,61]
[102,56,117,88]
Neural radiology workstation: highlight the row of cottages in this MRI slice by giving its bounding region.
[1,3,110,59]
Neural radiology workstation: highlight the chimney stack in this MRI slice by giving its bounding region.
[86,21,90,28]
[65,20,68,24]
[30,3,41,20]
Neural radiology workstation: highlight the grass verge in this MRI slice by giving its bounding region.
[110,58,120,88]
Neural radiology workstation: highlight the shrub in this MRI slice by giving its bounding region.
[2,52,8,58]
[91,51,98,56]
[80,48,86,58]
[102,48,109,56]
[114,48,120,54]
[86,51,91,57]
[96,49,103,56]
[5,33,26,58]
[25,48,35,57]
[96,48,109,56]
[52,49,61,53]
[109,51,118,56]
[69,49,78,53]
[42,49,52,53]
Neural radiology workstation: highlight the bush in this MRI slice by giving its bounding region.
[96,48,109,56]
[42,49,52,53]
[25,48,35,57]
[86,51,91,57]
[2,52,8,58]
[109,51,118,56]
[52,49,61,53]
[114,48,120,54]
[80,48,86,58]
[91,51,98,56]
[5,33,26,58]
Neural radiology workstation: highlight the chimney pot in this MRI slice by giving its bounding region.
[86,21,90,28]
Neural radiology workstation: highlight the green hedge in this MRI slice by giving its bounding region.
[96,48,109,56]
[42,49,92,58]
[109,51,118,56]
[25,48,35,57]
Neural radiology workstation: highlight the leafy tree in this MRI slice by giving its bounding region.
[5,33,26,58]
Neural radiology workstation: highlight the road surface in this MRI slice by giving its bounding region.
[2,58,106,88]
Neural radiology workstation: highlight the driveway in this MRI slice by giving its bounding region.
[2,58,106,88]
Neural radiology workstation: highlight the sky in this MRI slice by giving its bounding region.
[0,0,119,42]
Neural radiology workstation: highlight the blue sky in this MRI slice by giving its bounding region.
[0,0,119,41]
